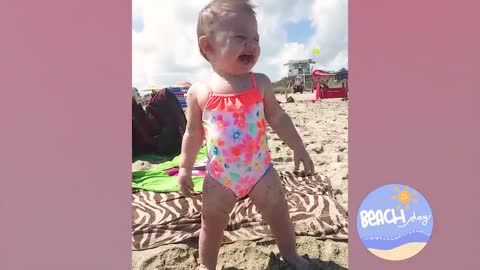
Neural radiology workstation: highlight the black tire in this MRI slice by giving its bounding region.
[293,85,303,94]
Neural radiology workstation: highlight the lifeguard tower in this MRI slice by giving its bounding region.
[284,59,316,86]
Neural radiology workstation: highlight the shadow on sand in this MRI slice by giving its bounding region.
[222,252,347,270]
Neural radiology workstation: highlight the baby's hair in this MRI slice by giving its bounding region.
[197,0,256,61]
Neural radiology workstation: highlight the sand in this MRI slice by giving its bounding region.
[132,93,349,270]
[368,242,427,261]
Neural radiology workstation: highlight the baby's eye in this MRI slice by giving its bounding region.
[234,35,246,40]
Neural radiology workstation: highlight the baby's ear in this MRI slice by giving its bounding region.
[198,36,212,58]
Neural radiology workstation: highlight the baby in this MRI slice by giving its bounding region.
[178,0,315,269]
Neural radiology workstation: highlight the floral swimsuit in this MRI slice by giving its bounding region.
[202,72,273,198]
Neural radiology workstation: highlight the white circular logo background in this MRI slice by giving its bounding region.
[357,184,434,261]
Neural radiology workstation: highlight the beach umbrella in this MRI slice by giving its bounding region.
[174,81,192,88]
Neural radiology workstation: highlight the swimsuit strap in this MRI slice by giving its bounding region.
[249,72,257,90]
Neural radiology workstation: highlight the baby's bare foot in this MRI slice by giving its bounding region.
[285,255,315,269]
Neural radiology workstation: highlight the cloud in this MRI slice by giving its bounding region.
[132,0,347,90]
[308,0,348,71]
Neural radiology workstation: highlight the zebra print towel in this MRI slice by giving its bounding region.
[132,171,348,250]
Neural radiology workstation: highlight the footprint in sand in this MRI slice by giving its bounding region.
[273,156,293,162]
[322,139,333,144]
[303,132,312,138]
[304,141,314,146]
[312,146,324,154]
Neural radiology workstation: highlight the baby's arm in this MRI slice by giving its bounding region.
[179,84,205,172]
[260,74,315,174]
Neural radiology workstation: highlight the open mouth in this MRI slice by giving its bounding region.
[238,54,254,65]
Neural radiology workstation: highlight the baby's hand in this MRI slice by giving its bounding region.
[293,148,315,176]
[178,168,194,196]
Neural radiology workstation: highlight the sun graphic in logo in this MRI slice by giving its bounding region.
[391,186,418,210]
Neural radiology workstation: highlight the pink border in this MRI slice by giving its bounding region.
[350,0,480,268]
[1,0,132,269]
[2,0,480,269]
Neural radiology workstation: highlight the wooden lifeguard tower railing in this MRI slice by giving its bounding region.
[311,69,348,102]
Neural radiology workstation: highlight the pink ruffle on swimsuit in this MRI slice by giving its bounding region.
[202,72,273,198]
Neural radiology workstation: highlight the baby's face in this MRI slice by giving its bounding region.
[208,11,260,75]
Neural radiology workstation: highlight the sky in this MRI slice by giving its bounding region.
[132,0,348,92]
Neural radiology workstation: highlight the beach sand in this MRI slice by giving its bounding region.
[132,93,349,269]
[368,242,427,261]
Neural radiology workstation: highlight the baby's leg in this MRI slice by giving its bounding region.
[249,168,312,269]
[198,175,236,270]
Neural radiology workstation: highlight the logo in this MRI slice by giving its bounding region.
[357,184,433,261]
